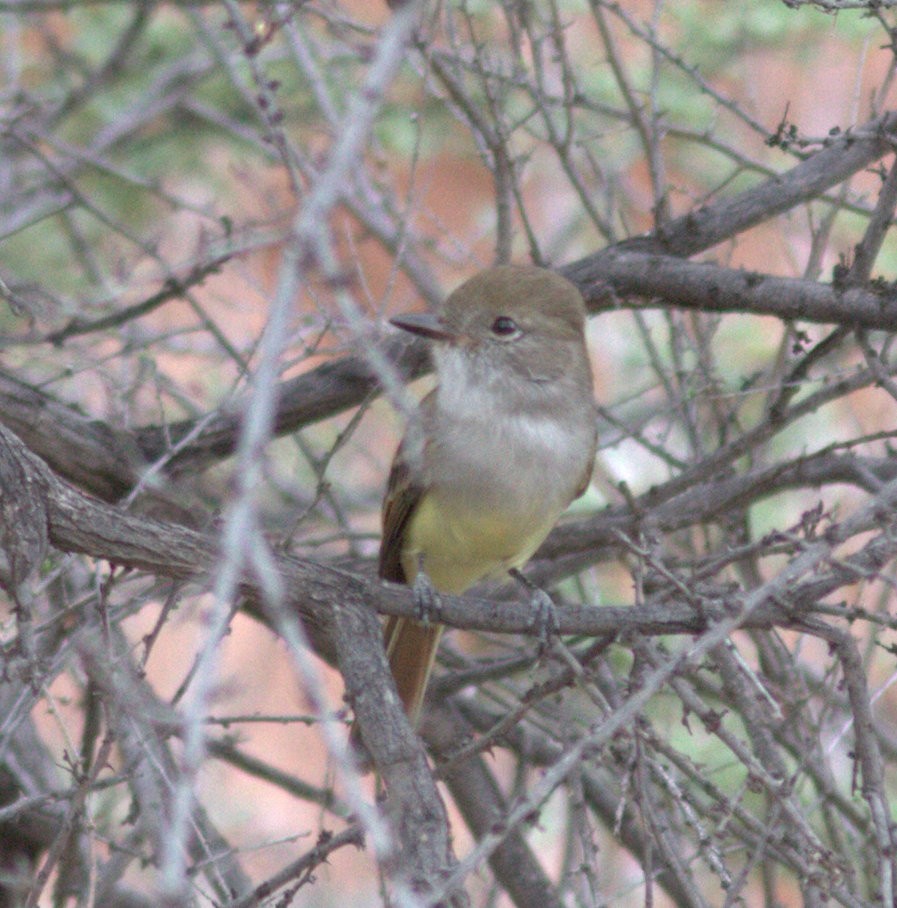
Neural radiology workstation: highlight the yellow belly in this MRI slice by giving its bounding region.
[401,491,557,595]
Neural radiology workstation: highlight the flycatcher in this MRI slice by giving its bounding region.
[379,265,597,726]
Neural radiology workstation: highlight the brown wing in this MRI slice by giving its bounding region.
[377,449,422,583]
[377,391,434,583]
[376,395,441,726]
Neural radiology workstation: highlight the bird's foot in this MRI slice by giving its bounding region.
[412,566,441,626]
[509,568,559,653]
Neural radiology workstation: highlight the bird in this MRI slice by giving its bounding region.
[375,264,597,728]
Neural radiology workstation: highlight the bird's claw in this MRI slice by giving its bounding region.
[412,568,441,626]
[510,568,559,652]
[529,587,560,653]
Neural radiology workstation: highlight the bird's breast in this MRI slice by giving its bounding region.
[401,409,593,593]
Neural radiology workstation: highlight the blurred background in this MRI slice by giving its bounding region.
[2,1,897,905]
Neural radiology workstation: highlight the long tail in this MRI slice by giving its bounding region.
[383,616,445,727]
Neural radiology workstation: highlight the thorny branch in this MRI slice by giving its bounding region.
[3,3,897,907]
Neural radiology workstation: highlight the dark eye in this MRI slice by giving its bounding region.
[490,316,518,336]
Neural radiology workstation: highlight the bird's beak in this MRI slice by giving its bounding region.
[390,311,458,342]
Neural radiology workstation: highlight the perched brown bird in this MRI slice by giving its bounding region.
[377,265,597,726]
